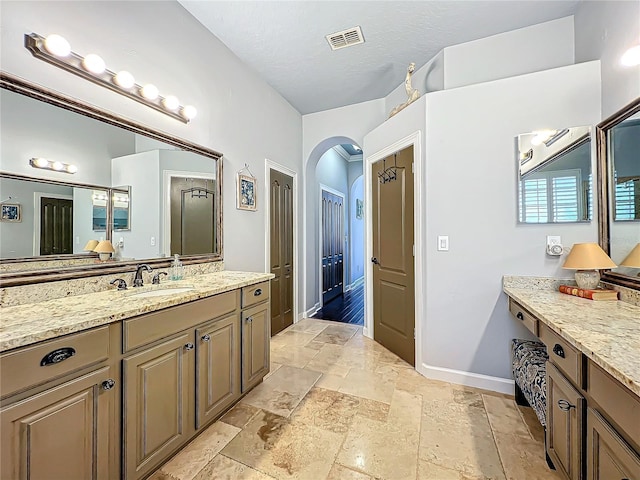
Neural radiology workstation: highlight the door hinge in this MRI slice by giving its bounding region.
[413,244,415,257]
[411,162,414,174]
[414,328,416,339]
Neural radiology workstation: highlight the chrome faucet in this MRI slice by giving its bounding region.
[133,264,152,287]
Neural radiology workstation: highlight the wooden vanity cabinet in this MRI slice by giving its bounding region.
[241,283,271,392]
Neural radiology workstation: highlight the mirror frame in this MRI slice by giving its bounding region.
[0,72,224,287]
[596,96,640,290]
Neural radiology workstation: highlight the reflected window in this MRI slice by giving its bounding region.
[519,169,583,223]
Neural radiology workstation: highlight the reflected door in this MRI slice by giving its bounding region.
[321,189,344,305]
[170,177,215,255]
[270,169,294,336]
[40,197,73,255]
[371,146,415,366]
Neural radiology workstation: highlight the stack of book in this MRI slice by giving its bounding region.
[558,285,618,301]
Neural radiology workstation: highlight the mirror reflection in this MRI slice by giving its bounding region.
[609,110,640,275]
[0,85,220,271]
[517,125,592,224]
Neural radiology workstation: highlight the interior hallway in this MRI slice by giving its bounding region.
[150,319,561,480]
[312,282,364,325]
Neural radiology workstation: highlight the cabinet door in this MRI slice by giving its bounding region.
[196,313,241,428]
[547,361,585,480]
[242,303,270,392]
[123,333,193,480]
[1,366,114,480]
[587,408,640,480]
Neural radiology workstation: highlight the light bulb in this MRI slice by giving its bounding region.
[66,164,78,174]
[182,105,197,120]
[33,158,49,168]
[114,71,135,89]
[163,95,179,110]
[44,34,71,57]
[140,84,159,100]
[82,54,106,75]
[52,161,64,171]
[621,45,640,67]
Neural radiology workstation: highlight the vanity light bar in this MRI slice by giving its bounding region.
[24,33,197,124]
[29,157,77,174]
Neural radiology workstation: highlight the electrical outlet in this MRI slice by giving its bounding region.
[437,235,449,251]
[150,236,156,246]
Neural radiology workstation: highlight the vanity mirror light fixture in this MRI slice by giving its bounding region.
[29,157,77,174]
[25,33,197,123]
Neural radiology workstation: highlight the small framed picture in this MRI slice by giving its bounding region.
[356,199,364,219]
[237,174,257,211]
[1,203,21,222]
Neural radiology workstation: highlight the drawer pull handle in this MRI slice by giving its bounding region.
[254,289,262,297]
[553,344,565,358]
[40,347,76,366]
[184,343,195,351]
[246,316,253,324]
[202,334,211,342]
[558,399,575,411]
[101,379,116,390]
[516,312,524,320]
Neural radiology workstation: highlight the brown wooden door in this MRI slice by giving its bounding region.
[170,177,216,255]
[123,333,193,480]
[371,146,415,366]
[242,303,270,392]
[547,362,585,480]
[196,313,241,428]
[40,197,73,255]
[269,169,294,335]
[1,366,113,480]
[321,189,344,305]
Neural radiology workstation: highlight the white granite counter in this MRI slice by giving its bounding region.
[504,285,640,397]
[0,271,274,352]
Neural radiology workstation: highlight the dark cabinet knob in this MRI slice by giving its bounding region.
[184,343,194,351]
[516,312,524,320]
[246,317,253,324]
[101,379,116,390]
[40,347,76,366]
[553,344,565,358]
[201,334,211,342]
[371,257,379,265]
[254,289,262,297]
[557,399,574,411]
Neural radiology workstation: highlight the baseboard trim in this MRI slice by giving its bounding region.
[300,303,320,320]
[346,276,364,292]
[418,363,515,395]
[362,327,371,338]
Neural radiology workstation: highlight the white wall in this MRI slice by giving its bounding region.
[574,0,640,118]
[349,176,365,284]
[1,0,302,285]
[72,187,98,254]
[444,17,575,89]
[423,61,601,382]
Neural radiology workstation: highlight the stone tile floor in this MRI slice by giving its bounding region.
[150,319,562,480]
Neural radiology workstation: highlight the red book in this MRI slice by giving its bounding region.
[558,285,618,301]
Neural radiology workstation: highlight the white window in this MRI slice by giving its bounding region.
[614,177,637,221]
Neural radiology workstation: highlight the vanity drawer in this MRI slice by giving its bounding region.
[508,298,538,335]
[123,291,238,352]
[588,361,640,449]
[241,282,270,309]
[0,326,110,398]
[539,323,582,387]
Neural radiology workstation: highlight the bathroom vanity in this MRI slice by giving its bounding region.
[0,271,272,480]
[505,284,640,480]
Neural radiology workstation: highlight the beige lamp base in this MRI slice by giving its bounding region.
[575,269,600,289]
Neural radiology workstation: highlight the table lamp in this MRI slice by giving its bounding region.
[620,243,640,271]
[83,239,99,252]
[562,243,617,289]
[93,240,115,261]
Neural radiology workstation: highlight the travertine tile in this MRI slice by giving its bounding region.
[157,421,240,480]
[305,343,352,376]
[326,463,375,480]
[289,387,362,433]
[220,403,262,429]
[483,394,531,438]
[221,411,343,480]
[269,331,318,349]
[194,455,276,480]
[516,404,545,443]
[418,460,485,479]
[286,320,328,334]
[264,362,282,380]
[313,372,345,391]
[270,345,319,368]
[338,367,396,404]
[313,324,358,345]
[493,433,564,480]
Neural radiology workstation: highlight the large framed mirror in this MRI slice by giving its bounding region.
[597,97,640,290]
[517,125,593,224]
[0,73,223,286]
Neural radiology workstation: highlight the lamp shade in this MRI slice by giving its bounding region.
[83,239,99,251]
[620,243,640,268]
[93,240,115,253]
[562,243,617,270]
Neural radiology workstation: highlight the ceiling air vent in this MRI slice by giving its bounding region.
[326,26,365,51]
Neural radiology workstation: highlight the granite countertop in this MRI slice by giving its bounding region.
[0,271,274,352]
[504,286,640,397]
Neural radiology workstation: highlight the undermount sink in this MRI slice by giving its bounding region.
[128,287,194,299]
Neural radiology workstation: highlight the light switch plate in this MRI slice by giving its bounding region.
[438,235,449,251]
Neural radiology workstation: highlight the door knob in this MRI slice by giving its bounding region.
[101,379,116,390]
[201,334,211,342]
[371,257,379,265]
[184,343,195,351]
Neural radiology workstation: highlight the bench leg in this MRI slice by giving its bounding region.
[514,382,530,407]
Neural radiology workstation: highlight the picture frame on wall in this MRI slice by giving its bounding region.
[237,173,257,211]
[356,199,364,219]
[1,203,21,222]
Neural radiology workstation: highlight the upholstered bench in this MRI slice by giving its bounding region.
[511,339,548,427]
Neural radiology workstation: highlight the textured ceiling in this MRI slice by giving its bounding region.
[179,1,581,115]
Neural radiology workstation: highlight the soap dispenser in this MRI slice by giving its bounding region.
[171,254,184,280]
